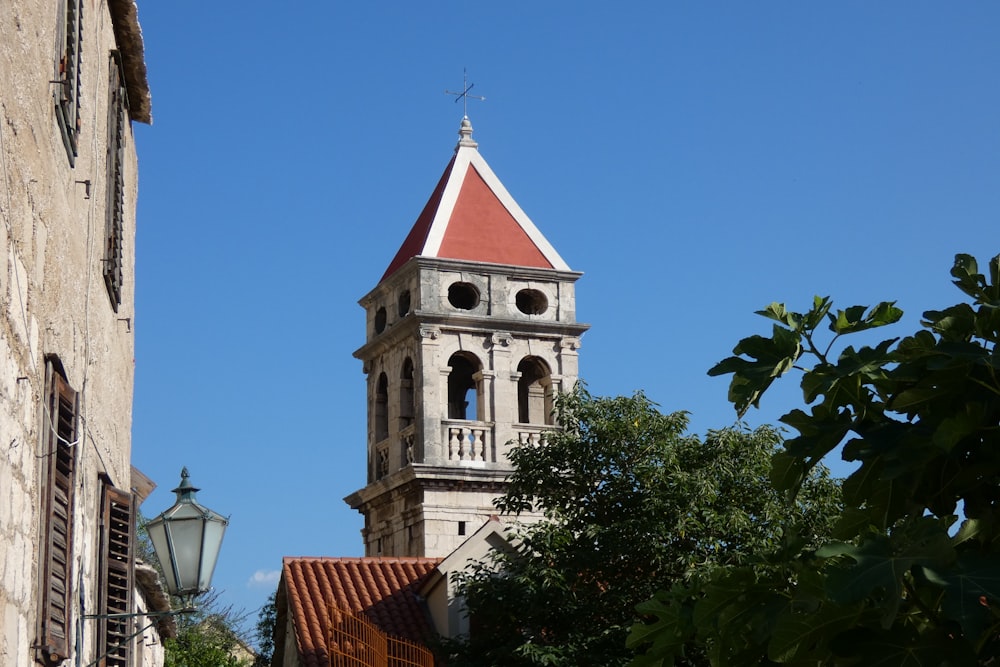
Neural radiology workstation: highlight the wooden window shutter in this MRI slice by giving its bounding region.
[103,52,126,311]
[55,0,84,164]
[38,369,78,664]
[98,485,135,666]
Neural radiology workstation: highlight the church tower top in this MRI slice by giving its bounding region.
[380,118,571,281]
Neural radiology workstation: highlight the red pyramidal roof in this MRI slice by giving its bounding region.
[382,118,570,280]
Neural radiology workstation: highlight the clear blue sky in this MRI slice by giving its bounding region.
[129,1,1000,632]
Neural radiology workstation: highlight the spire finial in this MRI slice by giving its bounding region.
[444,68,485,120]
[457,116,478,149]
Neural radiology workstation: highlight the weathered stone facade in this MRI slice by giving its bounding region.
[346,122,588,558]
[1,0,152,664]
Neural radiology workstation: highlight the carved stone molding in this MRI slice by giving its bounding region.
[490,332,512,348]
[418,326,441,340]
[559,336,581,351]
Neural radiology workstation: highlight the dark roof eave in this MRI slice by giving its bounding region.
[134,561,176,638]
[108,0,152,124]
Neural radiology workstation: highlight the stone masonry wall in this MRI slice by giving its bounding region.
[1,0,143,663]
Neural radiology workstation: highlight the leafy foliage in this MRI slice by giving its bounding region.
[629,253,1000,665]
[444,387,841,666]
[164,591,253,667]
[253,589,277,667]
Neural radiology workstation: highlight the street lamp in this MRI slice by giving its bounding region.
[145,467,229,601]
[79,467,228,667]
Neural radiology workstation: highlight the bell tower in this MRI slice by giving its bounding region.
[345,118,588,558]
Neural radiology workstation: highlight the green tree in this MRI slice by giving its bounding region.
[630,253,1000,665]
[444,387,840,667]
[253,589,277,667]
[164,592,252,667]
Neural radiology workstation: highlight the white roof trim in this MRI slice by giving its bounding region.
[422,144,571,271]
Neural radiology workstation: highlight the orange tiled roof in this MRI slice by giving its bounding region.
[282,556,442,667]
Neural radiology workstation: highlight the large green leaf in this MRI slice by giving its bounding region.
[828,302,903,335]
[923,551,1000,641]
[834,627,977,667]
[767,602,860,663]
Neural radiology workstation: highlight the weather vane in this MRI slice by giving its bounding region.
[445,69,485,118]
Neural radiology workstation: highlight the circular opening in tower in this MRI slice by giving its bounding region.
[447,282,480,310]
[398,290,411,318]
[515,289,548,315]
[374,306,387,334]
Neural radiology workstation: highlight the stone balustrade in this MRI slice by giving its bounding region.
[442,420,494,463]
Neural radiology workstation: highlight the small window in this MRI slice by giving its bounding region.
[55,0,84,164]
[515,289,548,315]
[103,53,127,312]
[98,484,135,666]
[38,359,78,664]
[458,521,467,536]
[397,290,411,318]
[448,282,480,310]
[374,307,387,334]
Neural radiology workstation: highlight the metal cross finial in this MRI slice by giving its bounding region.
[445,69,485,118]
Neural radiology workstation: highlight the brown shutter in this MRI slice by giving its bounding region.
[103,52,126,311]
[38,371,78,663]
[98,485,134,667]
[55,0,84,163]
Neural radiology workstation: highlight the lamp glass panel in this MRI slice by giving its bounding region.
[146,519,178,594]
[198,520,226,592]
[167,518,205,592]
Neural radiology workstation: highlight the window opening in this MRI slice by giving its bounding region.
[103,53,127,311]
[397,290,411,318]
[447,282,480,310]
[374,306,387,334]
[38,359,78,664]
[97,484,134,667]
[458,521,467,536]
[447,354,480,420]
[517,357,553,425]
[374,373,389,442]
[515,289,548,315]
[55,0,83,164]
[399,358,414,428]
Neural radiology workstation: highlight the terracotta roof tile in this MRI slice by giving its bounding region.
[282,556,442,667]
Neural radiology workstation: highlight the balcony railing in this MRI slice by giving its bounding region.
[515,424,550,447]
[441,420,494,463]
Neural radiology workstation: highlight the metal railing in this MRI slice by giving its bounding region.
[326,605,434,667]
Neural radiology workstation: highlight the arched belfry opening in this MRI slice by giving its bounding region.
[375,372,389,442]
[399,357,415,429]
[447,353,481,421]
[517,357,553,425]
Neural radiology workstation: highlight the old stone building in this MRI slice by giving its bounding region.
[345,117,588,559]
[0,1,155,665]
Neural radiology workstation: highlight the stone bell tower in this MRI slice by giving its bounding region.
[345,118,589,558]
